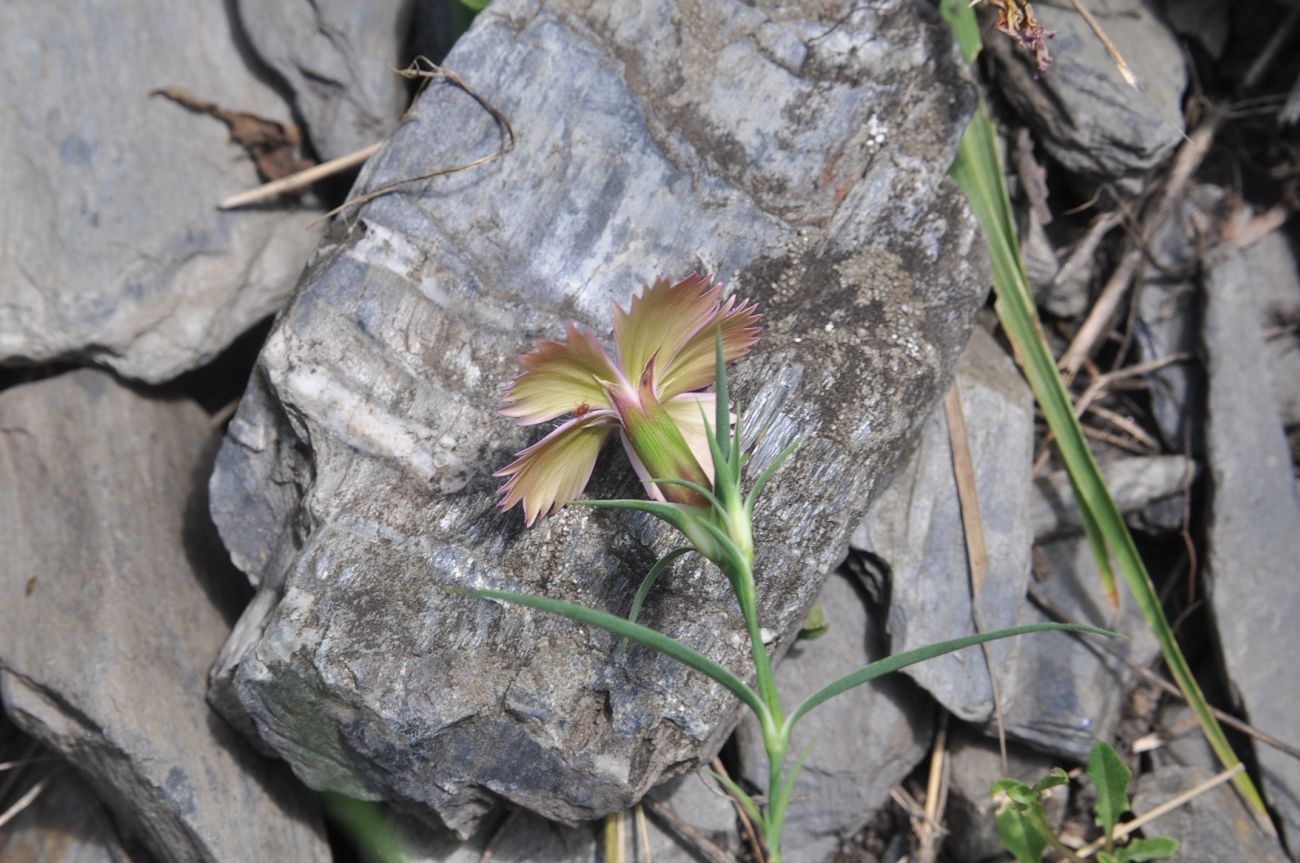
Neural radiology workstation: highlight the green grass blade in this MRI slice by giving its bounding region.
[714,329,731,464]
[785,623,1117,733]
[743,437,801,515]
[622,547,693,650]
[709,768,764,828]
[467,588,764,716]
[939,0,1268,818]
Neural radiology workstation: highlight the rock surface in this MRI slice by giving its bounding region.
[209,0,985,835]
[0,1,322,383]
[1202,246,1300,851]
[853,327,1035,723]
[989,536,1160,761]
[0,371,329,863]
[1243,229,1300,427]
[234,0,411,162]
[989,0,1187,184]
[388,808,596,863]
[1133,766,1289,863]
[735,570,932,863]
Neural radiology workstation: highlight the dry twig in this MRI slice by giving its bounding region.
[323,58,516,222]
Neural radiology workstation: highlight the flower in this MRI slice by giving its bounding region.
[495,274,761,525]
[986,0,1054,76]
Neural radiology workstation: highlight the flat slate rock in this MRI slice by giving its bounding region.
[209,0,985,835]
[235,0,411,162]
[734,569,932,863]
[1133,766,1288,863]
[989,0,1187,184]
[1202,246,1300,851]
[0,1,322,383]
[989,536,1160,761]
[853,327,1035,723]
[0,371,329,863]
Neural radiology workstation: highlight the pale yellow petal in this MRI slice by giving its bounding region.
[501,323,619,425]
[656,294,761,400]
[495,413,616,525]
[612,274,722,384]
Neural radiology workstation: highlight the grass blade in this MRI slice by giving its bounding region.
[785,622,1117,733]
[938,0,1268,818]
[467,588,764,716]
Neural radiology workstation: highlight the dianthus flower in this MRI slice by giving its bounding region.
[496,275,760,525]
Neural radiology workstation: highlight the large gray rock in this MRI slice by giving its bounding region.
[989,0,1187,184]
[209,0,985,835]
[1133,766,1289,863]
[234,0,412,161]
[1202,246,1300,851]
[0,371,329,863]
[989,537,1160,761]
[735,570,932,863]
[0,1,322,383]
[853,327,1035,723]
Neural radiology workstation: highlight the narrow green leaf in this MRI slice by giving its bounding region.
[1088,741,1132,838]
[996,805,1051,863]
[1115,836,1180,862]
[940,0,1268,817]
[709,769,763,828]
[465,588,764,716]
[744,437,801,515]
[321,792,406,863]
[714,329,730,464]
[621,547,693,651]
[1070,470,1119,608]
[1098,852,1119,863]
[701,401,738,508]
[992,778,1038,808]
[785,623,1118,733]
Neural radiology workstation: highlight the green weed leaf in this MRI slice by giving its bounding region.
[1088,741,1132,837]
[1114,836,1180,862]
[996,804,1051,863]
